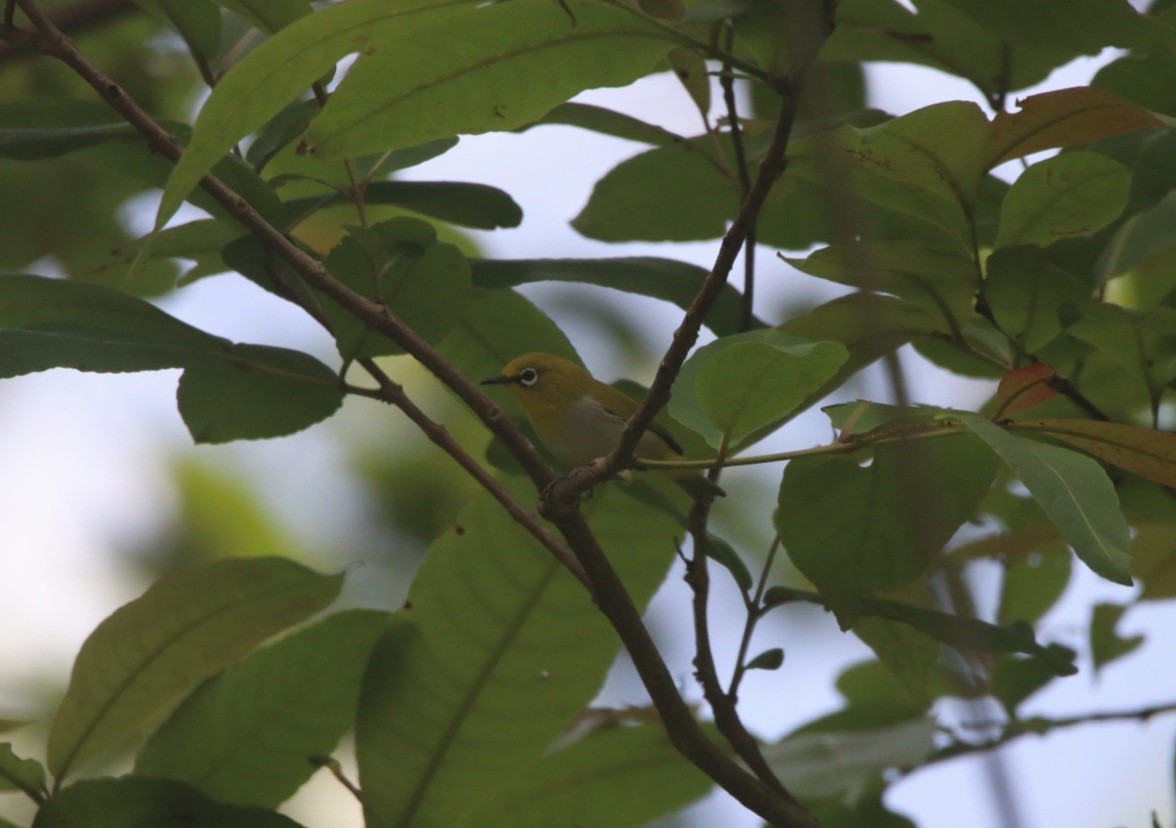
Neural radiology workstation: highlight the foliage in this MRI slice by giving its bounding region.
[1,0,1176,826]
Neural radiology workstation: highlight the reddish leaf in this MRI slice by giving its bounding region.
[1011,418,1176,487]
[994,363,1058,419]
[986,87,1165,169]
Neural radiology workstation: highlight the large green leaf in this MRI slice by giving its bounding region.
[784,241,978,325]
[47,558,342,780]
[776,433,996,622]
[159,0,671,224]
[958,414,1133,585]
[356,483,678,827]
[1009,418,1176,489]
[0,274,345,440]
[135,610,389,808]
[943,0,1162,52]
[454,725,713,827]
[672,330,847,448]
[214,0,311,32]
[994,151,1131,249]
[320,218,472,360]
[177,344,345,443]
[469,257,757,336]
[32,778,307,828]
[984,246,1091,353]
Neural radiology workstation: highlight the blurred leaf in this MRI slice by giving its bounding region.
[995,151,1130,249]
[214,0,312,32]
[809,789,917,828]
[776,433,996,623]
[985,246,1091,353]
[85,219,242,296]
[0,99,137,160]
[453,725,713,827]
[1093,51,1176,115]
[861,597,1076,675]
[823,0,1081,96]
[469,257,758,336]
[992,655,1065,713]
[245,99,318,171]
[136,610,390,808]
[1099,191,1176,288]
[47,558,342,780]
[134,0,222,64]
[1063,302,1176,400]
[763,718,937,803]
[1010,418,1176,488]
[958,414,1133,585]
[747,648,785,671]
[1090,602,1143,673]
[321,218,472,359]
[850,613,941,705]
[943,0,1161,52]
[993,363,1058,420]
[161,0,671,223]
[986,86,1165,168]
[1119,479,1176,601]
[176,344,345,443]
[356,484,678,827]
[672,329,847,448]
[997,545,1072,625]
[31,777,307,828]
[784,241,977,325]
[706,535,754,594]
[0,742,46,796]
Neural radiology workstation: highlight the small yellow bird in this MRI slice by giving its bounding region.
[482,353,724,498]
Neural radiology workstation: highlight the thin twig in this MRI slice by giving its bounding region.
[728,534,782,699]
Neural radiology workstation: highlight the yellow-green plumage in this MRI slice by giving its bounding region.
[482,353,723,498]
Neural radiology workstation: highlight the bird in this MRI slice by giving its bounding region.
[481,352,724,499]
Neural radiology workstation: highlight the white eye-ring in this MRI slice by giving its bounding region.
[518,367,539,387]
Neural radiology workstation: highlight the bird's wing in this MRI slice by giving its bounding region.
[596,394,684,456]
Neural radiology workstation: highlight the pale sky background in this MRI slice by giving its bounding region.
[0,28,1174,828]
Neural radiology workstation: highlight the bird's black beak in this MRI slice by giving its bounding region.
[480,374,514,386]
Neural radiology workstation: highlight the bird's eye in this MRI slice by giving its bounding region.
[518,367,539,387]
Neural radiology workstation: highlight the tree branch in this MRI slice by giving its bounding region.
[8,4,820,823]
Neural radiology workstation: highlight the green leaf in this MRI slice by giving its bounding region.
[763,718,937,802]
[320,218,472,360]
[134,0,222,63]
[0,99,137,161]
[1090,602,1144,673]
[0,742,46,797]
[943,0,1160,53]
[84,220,244,296]
[994,151,1131,249]
[776,433,996,622]
[957,414,1133,585]
[1062,302,1176,399]
[784,241,978,325]
[135,610,389,808]
[213,0,311,32]
[176,344,344,443]
[0,273,225,378]
[998,546,1072,625]
[285,181,522,230]
[31,777,307,828]
[356,483,678,827]
[527,102,683,147]
[47,558,342,780]
[747,648,785,671]
[992,655,1063,713]
[984,246,1091,353]
[469,257,757,337]
[706,535,754,593]
[861,597,1077,675]
[672,330,848,448]
[453,725,713,827]
[160,0,671,225]
[302,0,672,159]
